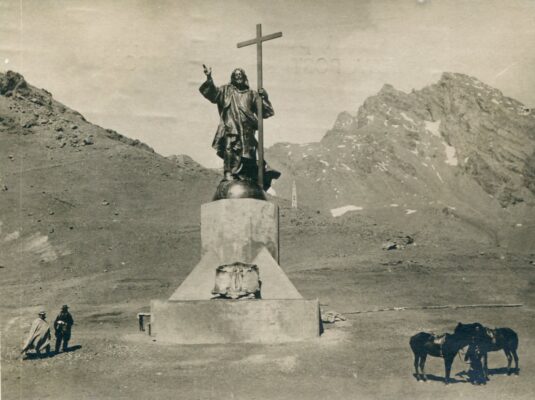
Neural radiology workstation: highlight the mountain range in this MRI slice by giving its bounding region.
[1,70,534,311]
[266,72,535,249]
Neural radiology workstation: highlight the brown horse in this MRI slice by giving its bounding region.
[409,329,475,384]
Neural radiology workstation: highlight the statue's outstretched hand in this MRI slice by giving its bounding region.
[259,88,268,100]
[203,64,212,78]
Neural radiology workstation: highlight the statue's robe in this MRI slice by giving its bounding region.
[22,318,51,353]
[199,78,281,190]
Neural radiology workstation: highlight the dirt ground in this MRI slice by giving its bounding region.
[1,224,534,400]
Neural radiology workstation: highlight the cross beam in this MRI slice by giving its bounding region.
[237,24,282,189]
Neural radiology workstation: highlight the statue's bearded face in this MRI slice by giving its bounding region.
[232,69,244,85]
[231,69,247,88]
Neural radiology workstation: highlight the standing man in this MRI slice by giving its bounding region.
[54,304,74,353]
[21,311,51,358]
[199,65,280,190]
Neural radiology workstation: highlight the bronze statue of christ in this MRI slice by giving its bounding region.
[199,65,280,192]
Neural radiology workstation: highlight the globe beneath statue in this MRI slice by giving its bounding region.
[212,179,267,201]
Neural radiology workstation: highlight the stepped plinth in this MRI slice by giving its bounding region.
[150,198,320,344]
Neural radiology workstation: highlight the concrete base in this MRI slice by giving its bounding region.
[152,198,318,344]
[150,299,320,344]
[201,199,279,264]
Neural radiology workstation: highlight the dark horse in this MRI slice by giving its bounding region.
[455,322,519,378]
[410,327,478,384]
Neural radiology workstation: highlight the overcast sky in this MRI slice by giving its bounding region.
[1,0,535,167]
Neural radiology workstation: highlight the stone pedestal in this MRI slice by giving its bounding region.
[201,198,279,264]
[151,299,320,344]
[150,199,320,344]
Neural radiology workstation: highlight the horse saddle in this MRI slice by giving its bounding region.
[432,333,447,346]
[485,327,497,344]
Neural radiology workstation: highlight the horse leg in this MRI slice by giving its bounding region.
[444,356,454,385]
[483,353,489,381]
[505,350,513,376]
[413,354,421,381]
[419,355,428,382]
[477,354,486,385]
[512,350,519,375]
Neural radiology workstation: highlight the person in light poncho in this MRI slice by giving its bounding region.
[21,311,51,358]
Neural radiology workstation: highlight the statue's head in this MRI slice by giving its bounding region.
[230,68,249,90]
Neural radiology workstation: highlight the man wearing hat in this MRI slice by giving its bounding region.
[54,305,74,353]
[21,311,51,358]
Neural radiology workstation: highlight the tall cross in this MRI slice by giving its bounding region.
[237,24,282,188]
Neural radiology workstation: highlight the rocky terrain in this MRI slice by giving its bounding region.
[0,71,223,308]
[1,71,534,400]
[267,73,535,251]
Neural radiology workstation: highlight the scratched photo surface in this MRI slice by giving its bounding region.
[1,1,534,399]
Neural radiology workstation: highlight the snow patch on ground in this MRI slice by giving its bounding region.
[444,143,458,166]
[267,187,276,196]
[400,112,415,124]
[424,120,441,137]
[491,99,500,105]
[23,233,58,262]
[337,145,346,148]
[405,209,417,215]
[331,205,364,217]
[367,115,375,123]
[3,230,20,242]
[376,161,388,172]
[340,163,353,171]
[403,124,418,132]
[320,160,329,166]
[390,204,399,207]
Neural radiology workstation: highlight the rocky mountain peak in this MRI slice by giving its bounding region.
[378,83,398,94]
[332,111,356,131]
[0,70,30,96]
[266,72,535,221]
[0,71,158,153]
[438,72,494,92]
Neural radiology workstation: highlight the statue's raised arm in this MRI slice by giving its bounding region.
[202,64,212,79]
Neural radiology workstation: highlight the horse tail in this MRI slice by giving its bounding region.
[409,334,420,353]
[508,328,519,351]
